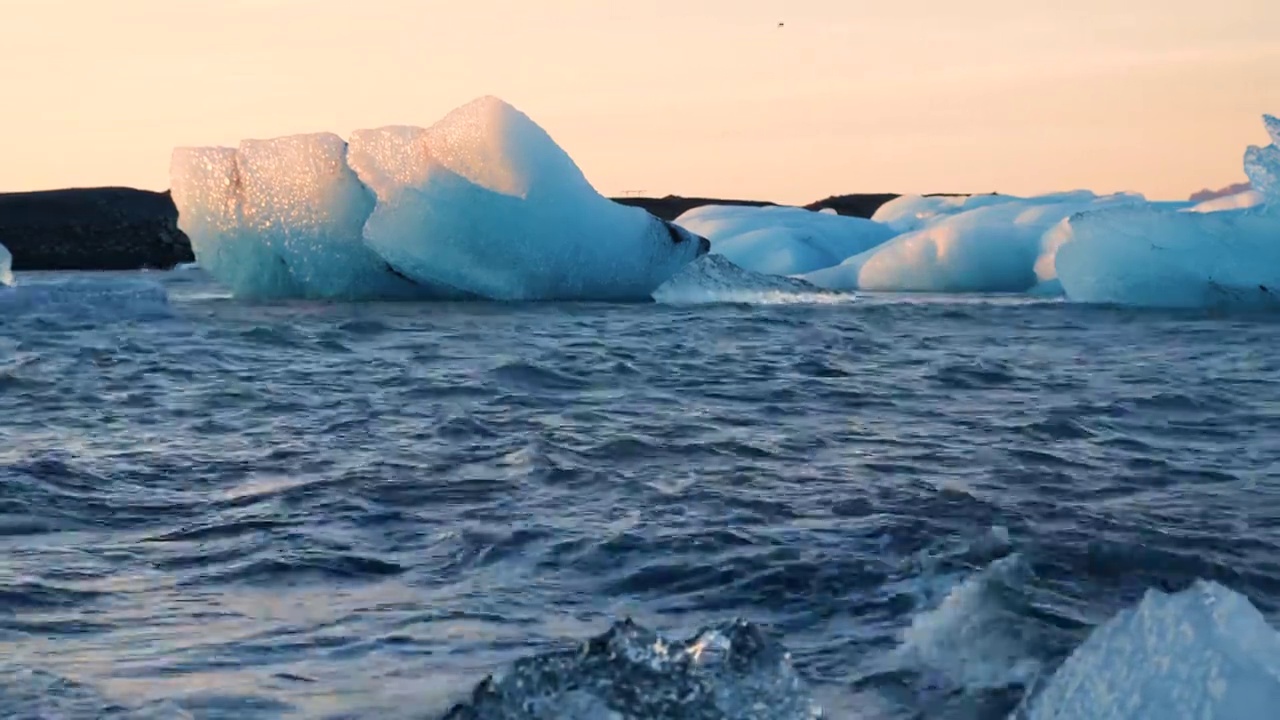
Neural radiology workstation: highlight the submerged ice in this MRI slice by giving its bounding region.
[442,618,823,720]
[170,97,707,302]
[1020,581,1280,720]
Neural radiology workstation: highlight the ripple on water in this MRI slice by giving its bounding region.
[1,273,1280,719]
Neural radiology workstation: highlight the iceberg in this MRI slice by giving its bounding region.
[0,242,11,287]
[171,97,707,302]
[673,204,895,276]
[170,136,429,301]
[870,193,1015,234]
[803,192,1152,293]
[1019,580,1280,720]
[1053,204,1280,308]
[1186,189,1264,214]
[1051,114,1280,309]
[347,98,707,301]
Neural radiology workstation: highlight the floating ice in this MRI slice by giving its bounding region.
[1186,189,1264,213]
[1053,204,1280,308]
[804,192,1153,293]
[171,97,707,302]
[1243,114,1280,204]
[347,98,706,301]
[1019,580,1280,720]
[673,204,895,276]
[170,136,428,301]
[870,193,1015,234]
[442,618,823,720]
[898,555,1042,692]
[1041,114,1280,308]
[0,242,11,287]
[652,254,848,305]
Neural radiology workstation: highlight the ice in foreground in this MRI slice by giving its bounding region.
[171,97,708,302]
[674,204,895,276]
[442,618,823,719]
[1019,580,1280,719]
[0,242,12,287]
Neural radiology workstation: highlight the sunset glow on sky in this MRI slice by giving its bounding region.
[3,0,1278,203]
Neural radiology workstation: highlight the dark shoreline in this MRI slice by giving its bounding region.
[0,187,980,272]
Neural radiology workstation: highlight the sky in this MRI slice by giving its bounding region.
[2,0,1278,204]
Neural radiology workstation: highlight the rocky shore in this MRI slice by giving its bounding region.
[0,187,975,271]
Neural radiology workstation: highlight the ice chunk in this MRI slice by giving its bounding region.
[804,193,1151,293]
[0,242,12,287]
[1244,115,1280,204]
[170,135,429,301]
[1187,189,1264,213]
[652,254,848,305]
[172,96,705,302]
[1019,580,1280,720]
[673,205,895,276]
[345,97,708,301]
[1054,204,1280,309]
[442,618,823,719]
[870,193,1017,234]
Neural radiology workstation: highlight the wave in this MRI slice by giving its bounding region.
[652,255,853,306]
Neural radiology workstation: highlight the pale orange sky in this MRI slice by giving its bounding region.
[2,0,1278,204]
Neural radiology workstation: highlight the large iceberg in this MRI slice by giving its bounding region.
[1053,205,1280,308]
[346,99,707,301]
[171,97,708,302]
[0,242,11,287]
[1051,114,1280,309]
[673,204,895,276]
[803,192,1154,293]
[1019,580,1280,719]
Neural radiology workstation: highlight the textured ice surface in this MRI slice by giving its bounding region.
[673,204,894,276]
[170,136,427,301]
[804,193,1150,293]
[1019,580,1280,720]
[1054,204,1280,308]
[1243,114,1280,204]
[652,254,847,305]
[172,96,705,302]
[347,97,706,301]
[0,242,11,287]
[442,618,823,720]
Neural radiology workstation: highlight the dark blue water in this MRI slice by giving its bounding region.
[3,270,1280,719]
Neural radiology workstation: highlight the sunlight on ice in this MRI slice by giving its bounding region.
[1019,580,1280,720]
